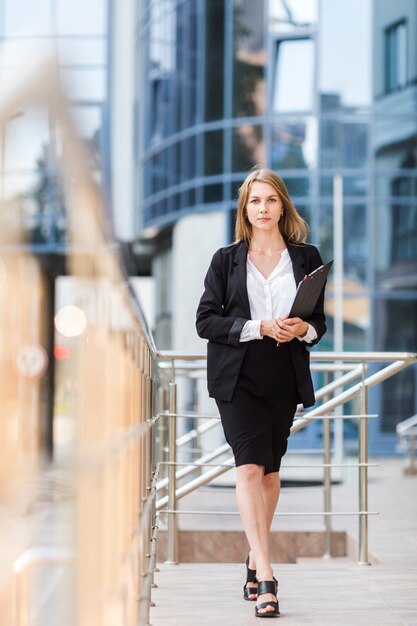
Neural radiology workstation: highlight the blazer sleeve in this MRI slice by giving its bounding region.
[305,246,327,346]
[196,249,248,347]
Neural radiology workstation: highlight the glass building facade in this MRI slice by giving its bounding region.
[137,0,417,454]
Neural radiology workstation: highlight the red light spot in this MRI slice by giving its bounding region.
[54,345,70,360]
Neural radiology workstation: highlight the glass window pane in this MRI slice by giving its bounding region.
[4,0,52,36]
[273,38,314,113]
[320,118,368,168]
[2,173,39,198]
[0,39,55,68]
[269,0,317,24]
[270,118,316,170]
[320,175,367,197]
[57,0,107,35]
[319,0,371,107]
[284,177,310,199]
[376,299,417,431]
[374,170,417,287]
[204,0,224,121]
[203,184,222,203]
[232,125,264,173]
[385,21,407,93]
[61,69,106,101]
[4,108,49,172]
[204,130,224,176]
[72,105,102,140]
[58,38,106,66]
[233,1,265,117]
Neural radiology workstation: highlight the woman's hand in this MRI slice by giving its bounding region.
[275,315,309,343]
[260,319,281,342]
[261,316,309,342]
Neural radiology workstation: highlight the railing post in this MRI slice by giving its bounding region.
[358,374,370,565]
[322,374,332,558]
[405,432,416,475]
[165,382,178,564]
[323,419,333,558]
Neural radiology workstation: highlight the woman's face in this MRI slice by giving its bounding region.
[245,181,283,233]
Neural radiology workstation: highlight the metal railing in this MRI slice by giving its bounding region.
[396,413,417,475]
[156,350,417,567]
[0,61,160,626]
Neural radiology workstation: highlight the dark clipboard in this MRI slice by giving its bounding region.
[289,260,333,319]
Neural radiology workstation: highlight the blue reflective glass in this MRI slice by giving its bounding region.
[270,118,316,170]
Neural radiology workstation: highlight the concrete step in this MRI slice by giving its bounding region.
[156,529,347,563]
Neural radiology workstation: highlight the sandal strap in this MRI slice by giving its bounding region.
[256,600,279,611]
[246,570,257,583]
[244,586,258,595]
[245,578,258,587]
[257,580,277,596]
[245,556,257,583]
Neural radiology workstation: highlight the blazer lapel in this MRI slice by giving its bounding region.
[286,239,307,286]
[233,241,251,319]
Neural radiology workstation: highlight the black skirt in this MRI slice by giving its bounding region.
[215,337,298,475]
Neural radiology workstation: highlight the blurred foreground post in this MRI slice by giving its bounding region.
[0,59,158,626]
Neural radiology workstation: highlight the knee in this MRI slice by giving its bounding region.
[262,471,280,488]
[237,464,263,484]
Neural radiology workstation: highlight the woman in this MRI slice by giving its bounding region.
[195,167,327,618]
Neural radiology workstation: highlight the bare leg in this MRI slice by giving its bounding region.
[249,471,280,568]
[263,471,280,531]
[236,464,277,614]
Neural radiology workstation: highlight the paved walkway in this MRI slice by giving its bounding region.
[151,458,417,626]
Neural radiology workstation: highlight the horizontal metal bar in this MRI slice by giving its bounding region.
[156,443,231,494]
[160,412,378,421]
[159,462,379,468]
[158,412,220,420]
[396,413,417,435]
[159,509,379,517]
[156,456,235,509]
[14,547,73,573]
[157,350,417,363]
[310,364,362,371]
[294,414,379,420]
[158,362,361,372]
[313,365,365,403]
[291,359,414,435]
[176,417,220,448]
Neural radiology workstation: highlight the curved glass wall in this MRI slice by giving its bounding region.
[138,0,417,445]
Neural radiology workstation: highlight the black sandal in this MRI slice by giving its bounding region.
[255,580,280,618]
[243,555,258,601]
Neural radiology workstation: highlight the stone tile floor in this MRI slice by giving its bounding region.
[151,458,417,626]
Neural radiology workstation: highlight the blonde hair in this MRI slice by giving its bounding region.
[235,167,309,244]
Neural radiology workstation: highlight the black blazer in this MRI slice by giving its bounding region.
[195,237,327,408]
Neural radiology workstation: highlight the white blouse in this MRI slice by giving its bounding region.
[240,248,317,343]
